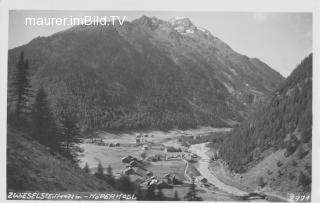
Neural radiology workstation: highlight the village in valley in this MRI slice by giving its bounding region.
[79,128,228,200]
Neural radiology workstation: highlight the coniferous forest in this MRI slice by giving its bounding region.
[220,54,312,193]
[8,51,83,163]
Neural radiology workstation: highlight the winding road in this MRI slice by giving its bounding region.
[189,143,249,197]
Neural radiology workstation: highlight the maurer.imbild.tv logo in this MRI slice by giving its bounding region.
[25,15,126,26]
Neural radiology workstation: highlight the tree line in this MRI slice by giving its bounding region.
[8,52,82,164]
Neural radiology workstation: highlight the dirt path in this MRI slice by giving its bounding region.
[183,159,191,181]
[189,143,249,197]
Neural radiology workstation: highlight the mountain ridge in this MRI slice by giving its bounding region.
[220,54,312,194]
[7,15,284,131]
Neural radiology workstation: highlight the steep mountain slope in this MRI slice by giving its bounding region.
[7,127,116,192]
[129,16,283,101]
[220,54,312,194]
[7,16,284,131]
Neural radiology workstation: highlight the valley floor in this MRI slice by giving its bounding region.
[79,127,280,201]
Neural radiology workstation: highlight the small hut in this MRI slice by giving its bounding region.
[163,173,172,184]
[123,167,135,175]
[122,155,133,163]
[157,180,172,189]
[146,171,153,176]
[197,176,208,183]
[148,179,158,186]
[129,160,139,167]
[142,145,149,150]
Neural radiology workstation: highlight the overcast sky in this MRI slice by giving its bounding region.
[9,11,312,77]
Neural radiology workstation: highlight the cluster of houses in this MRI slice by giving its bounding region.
[121,155,182,189]
[122,155,141,166]
[87,138,120,147]
[136,133,152,144]
[135,133,153,150]
[139,173,183,189]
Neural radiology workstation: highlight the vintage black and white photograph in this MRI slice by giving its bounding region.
[6,9,313,202]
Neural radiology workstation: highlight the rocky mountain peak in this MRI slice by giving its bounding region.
[134,15,166,30]
[169,16,197,34]
[169,16,193,26]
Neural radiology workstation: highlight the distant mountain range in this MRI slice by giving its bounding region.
[7,16,284,131]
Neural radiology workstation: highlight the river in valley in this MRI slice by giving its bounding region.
[79,127,269,201]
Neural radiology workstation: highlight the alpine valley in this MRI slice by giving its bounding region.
[7,15,312,201]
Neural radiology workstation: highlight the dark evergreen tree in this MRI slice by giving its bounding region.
[83,163,91,173]
[107,164,113,176]
[95,161,104,177]
[145,184,156,200]
[117,174,134,193]
[60,114,82,163]
[174,190,180,201]
[136,185,143,200]
[8,52,32,125]
[257,176,265,188]
[184,177,202,201]
[298,171,311,192]
[105,164,115,187]
[156,187,165,200]
[31,88,60,151]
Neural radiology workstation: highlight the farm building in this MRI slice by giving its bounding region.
[142,145,149,150]
[196,176,208,183]
[136,133,150,144]
[148,179,158,186]
[157,180,172,189]
[150,175,157,180]
[122,155,133,163]
[191,153,198,158]
[129,160,139,167]
[146,171,153,176]
[135,167,149,179]
[89,138,106,145]
[123,167,135,175]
